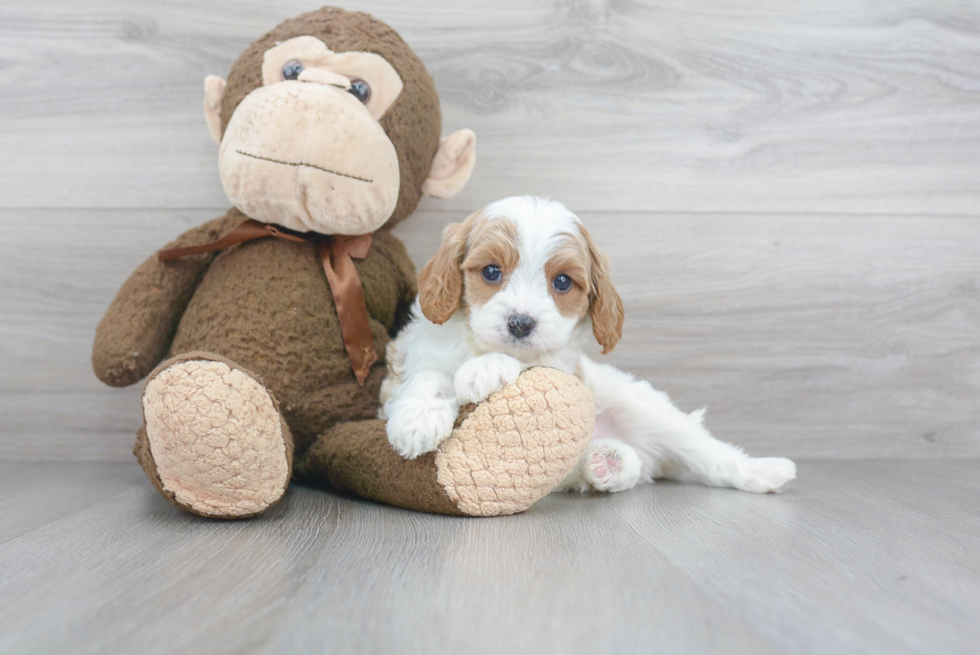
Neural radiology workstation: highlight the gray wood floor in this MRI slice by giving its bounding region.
[0,460,977,655]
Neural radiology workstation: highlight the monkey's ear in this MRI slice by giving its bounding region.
[203,75,227,146]
[422,129,477,199]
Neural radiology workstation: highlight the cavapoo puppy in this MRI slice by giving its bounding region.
[380,196,796,494]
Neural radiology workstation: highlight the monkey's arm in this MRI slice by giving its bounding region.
[92,210,244,387]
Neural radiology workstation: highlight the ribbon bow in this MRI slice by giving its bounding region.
[157,219,377,386]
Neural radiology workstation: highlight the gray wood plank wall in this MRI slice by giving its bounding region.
[1,0,978,460]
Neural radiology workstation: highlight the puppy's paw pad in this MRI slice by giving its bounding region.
[582,442,642,493]
[738,457,797,493]
[589,450,623,480]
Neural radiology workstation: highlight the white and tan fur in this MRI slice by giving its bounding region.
[380,196,796,494]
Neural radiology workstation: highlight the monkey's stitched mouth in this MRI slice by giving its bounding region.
[235,150,373,184]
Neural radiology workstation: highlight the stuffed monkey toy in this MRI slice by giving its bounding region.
[92,7,594,518]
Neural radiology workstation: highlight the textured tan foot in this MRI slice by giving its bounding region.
[435,367,595,516]
[142,359,290,518]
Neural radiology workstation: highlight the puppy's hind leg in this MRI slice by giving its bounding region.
[578,357,796,494]
[553,439,643,493]
[581,439,643,492]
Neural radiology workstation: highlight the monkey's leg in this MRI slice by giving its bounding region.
[295,367,594,516]
[136,352,294,518]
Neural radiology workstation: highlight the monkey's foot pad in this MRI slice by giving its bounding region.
[436,367,595,516]
[142,359,289,518]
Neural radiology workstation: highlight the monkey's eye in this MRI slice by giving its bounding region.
[281,60,304,81]
[552,274,573,293]
[482,265,502,283]
[348,79,371,104]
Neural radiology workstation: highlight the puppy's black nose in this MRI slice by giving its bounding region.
[507,314,536,339]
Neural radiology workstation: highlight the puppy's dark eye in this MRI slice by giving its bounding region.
[281,60,304,81]
[482,265,502,283]
[553,273,573,292]
[348,79,371,103]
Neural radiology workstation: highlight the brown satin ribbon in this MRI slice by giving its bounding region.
[157,219,306,261]
[157,219,377,386]
[317,234,377,386]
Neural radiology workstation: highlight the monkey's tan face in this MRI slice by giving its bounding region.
[217,36,403,235]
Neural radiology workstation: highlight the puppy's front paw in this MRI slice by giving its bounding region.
[736,457,797,493]
[454,353,523,405]
[386,401,457,460]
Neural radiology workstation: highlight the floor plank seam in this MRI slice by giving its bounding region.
[0,483,143,548]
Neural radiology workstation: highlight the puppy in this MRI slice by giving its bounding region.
[380,196,796,494]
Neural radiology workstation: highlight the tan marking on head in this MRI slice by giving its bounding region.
[419,209,515,322]
[461,218,520,308]
[579,224,624,354]
[545,236,591,319]
[418,213,476,324]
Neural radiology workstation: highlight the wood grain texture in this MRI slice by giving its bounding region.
[1,1,979,459]
[3,4,978,652]
[0,1,979,213]
[0,460,977,654]
[2,208,977,460]
[0,461,145,544]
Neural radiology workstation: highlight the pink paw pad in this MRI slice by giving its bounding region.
[589,450,623,482]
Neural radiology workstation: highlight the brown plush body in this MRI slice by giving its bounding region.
[92,7,593,518]
[94,207,415,449]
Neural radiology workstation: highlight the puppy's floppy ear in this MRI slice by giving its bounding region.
[580,225,624,354]
[417,213,478,324]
